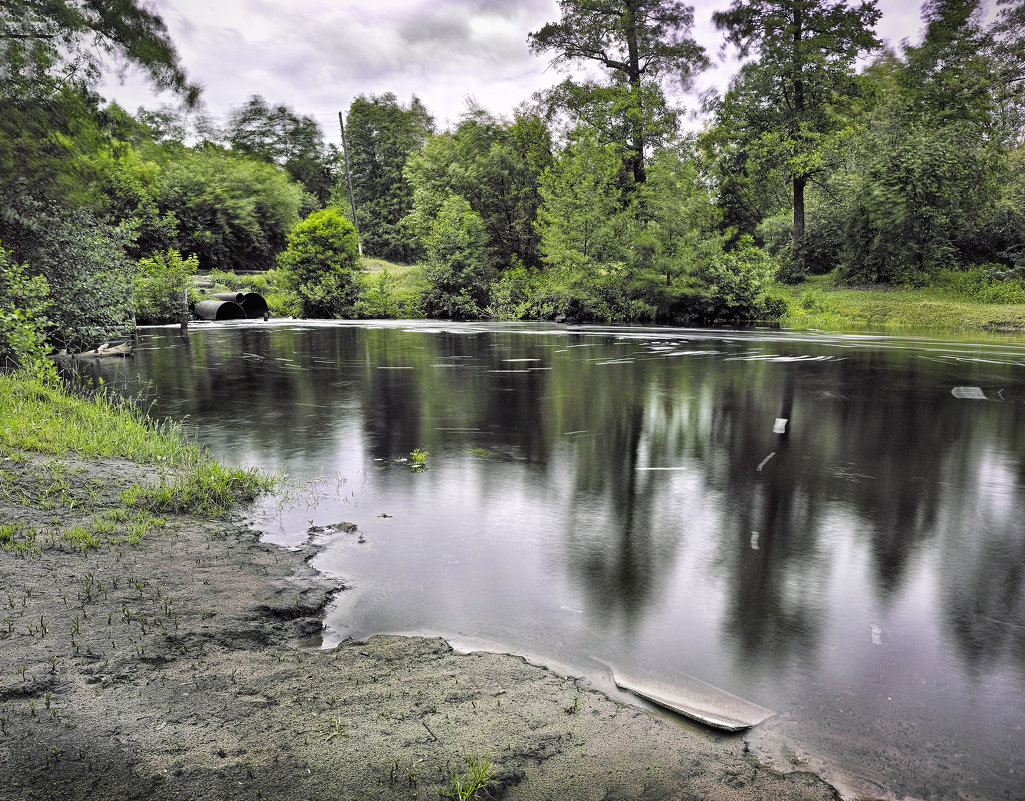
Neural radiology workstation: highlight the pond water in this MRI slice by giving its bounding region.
[89,320,1025,799]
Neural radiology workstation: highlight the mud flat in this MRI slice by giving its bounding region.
[0,454,868,801]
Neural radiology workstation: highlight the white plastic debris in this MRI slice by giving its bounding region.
[773,417,789,434]
[952,387,987,400]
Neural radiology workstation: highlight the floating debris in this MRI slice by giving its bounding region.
[773,417,788,434]
[951,386,987,400]
[750,532,760,550]
[756,452,776,472]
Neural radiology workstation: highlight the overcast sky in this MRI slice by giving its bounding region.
[101,0,955,144]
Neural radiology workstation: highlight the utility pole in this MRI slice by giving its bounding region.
[337,110,362,256]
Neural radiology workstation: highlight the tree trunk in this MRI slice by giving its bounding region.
[624,0,646,184]
[791,2,806,276]
[793,174,807,273]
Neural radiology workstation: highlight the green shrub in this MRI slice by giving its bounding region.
[358,268,402,318]
[0,243,52,372]
[487,264,535,319]
[932,265,1025,304]
[689,236,778,322]
[209,269,253,292]
[134,249,198,325]
[277,208,364,318]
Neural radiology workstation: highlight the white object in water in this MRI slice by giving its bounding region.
[871,624,883,645]
[951,386,987,400]
[612,665,775,731]
[773,417,788,434]
[750,531,760,550]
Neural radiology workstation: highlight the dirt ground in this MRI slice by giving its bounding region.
[0,453,880,801]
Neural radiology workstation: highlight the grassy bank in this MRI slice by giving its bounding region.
[0,371,272,551]
[775,274,1025,331]
[360,257,426,318]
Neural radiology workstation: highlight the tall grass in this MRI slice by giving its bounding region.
[0,371,271,516]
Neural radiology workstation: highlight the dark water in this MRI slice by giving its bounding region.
[90,320,1025,799]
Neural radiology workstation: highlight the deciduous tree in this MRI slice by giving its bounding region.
[226,95,334,204]
[344,93,433,263]
[712,0,881,278]
[277,208,363,318]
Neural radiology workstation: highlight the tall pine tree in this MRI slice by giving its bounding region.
[529,0,707,185]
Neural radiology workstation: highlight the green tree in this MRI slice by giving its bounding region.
[155,145,305,272]
[630,145,719,301]
[835,1,1011,282]
[529,0,708,184]
[536,131,628,276]
[1,195,136,350]
[421,195,493,319]
[0,0,197,349]
[277,208,363,318]
[226,95,334,204]
[991,0,1025,141]
[0,243,51,370]
[712,0,881,278]
[0,0,199,103]
[404,106,553,272]
[344,93,434,262]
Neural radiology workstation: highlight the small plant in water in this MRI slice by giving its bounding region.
[409,448,429,471]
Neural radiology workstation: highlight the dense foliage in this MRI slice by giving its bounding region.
[276,208,364,318]
[2,0,1024,352]
[344,93,434,263]
[133,249,198,325]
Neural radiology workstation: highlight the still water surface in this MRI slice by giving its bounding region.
[91,321,1025,800]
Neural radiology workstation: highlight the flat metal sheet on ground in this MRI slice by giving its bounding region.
[612,666,775,731]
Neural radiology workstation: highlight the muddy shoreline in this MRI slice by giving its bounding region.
[0,455,875,801]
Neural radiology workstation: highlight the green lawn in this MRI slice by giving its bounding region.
[775,275,1025,332]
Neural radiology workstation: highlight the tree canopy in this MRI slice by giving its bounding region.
[344,93,434,263]
[529,0,708,184]
[712,0,882,278]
